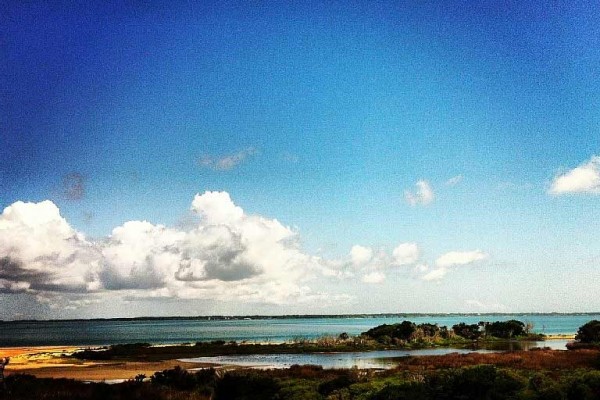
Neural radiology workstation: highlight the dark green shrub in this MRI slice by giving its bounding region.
[363,321,417,343]
[575,320,600,343]
[452,365,497,398]
[317,373,358,396]
[485,320,525,339]
[213,372,279,400]
[452,322,482,340]
[369,382,429,400]
[564,371,600,400]
[417,323,439,337]
[151,366,196,390]
[490,370,526,398]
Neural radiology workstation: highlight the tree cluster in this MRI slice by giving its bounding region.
[575,320,600,343]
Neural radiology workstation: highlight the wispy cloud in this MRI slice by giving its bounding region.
[199,147,258,171]
[435,250,489,268]
[421,268,448,281]
[404,180,434,206]
[419,250,489,282]
[445,175,463,187]
[549,155,600,195]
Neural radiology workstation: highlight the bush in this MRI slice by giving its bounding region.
[452,322,482,340]
[426,365,521,399]
[452,365,497,397]
[213,372,279,400]
[576,320,600,343]
[363,321,417,343]
[317,372,358,396]
[151,366,197,390]
[369,382,429,400]
[484,320,526,339]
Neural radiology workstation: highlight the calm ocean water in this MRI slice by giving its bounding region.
[0,314,597,347]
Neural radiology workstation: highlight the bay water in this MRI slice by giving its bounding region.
[0,314,596,347]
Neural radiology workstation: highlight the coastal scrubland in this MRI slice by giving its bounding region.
[2,319,600,399]
[3,349,600,399]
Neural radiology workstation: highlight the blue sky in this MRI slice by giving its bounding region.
[1,1,600,318]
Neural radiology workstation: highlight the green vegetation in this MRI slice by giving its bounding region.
[5,362,600,400]
[576,320,600,343]
[483,320,526,339]
[71,319,547,362]
[567,320,600,350]
[71,338,379,361]
[361,319,544,346]
[451,322,482,340]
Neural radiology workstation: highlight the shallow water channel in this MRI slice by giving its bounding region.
[182,340,570,369]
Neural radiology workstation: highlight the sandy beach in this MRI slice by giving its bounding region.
[0,346,207,381]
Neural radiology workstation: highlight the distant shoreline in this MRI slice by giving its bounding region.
[2,312,600,323]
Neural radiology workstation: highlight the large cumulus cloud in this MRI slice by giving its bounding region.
[0,200,100,294]
[0,192,330,306]
[0,192,490,310]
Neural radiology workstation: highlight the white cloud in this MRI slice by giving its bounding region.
[199,147,257,171]
[435,250,488,268]
[419,250,488,282]
[362,271,385,284]
[445,175,463,186]
[100,220,185,290]
[404,180,434,206]
[0,194,491,310]
[0,192,336,307]
[421,268,447,281]
[549,156,600,195]
[0,201,100,293]
[350,245,373,266]
[392,242,420,266]
[191,191,244,225]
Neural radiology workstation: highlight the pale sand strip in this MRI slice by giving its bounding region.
[0,346,207,381]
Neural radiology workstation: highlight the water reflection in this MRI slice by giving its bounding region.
[182,340,569,369]
[464,339,568,351]
[184,349,494,369]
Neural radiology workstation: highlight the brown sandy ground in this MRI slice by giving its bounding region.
[0,346,209,381]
